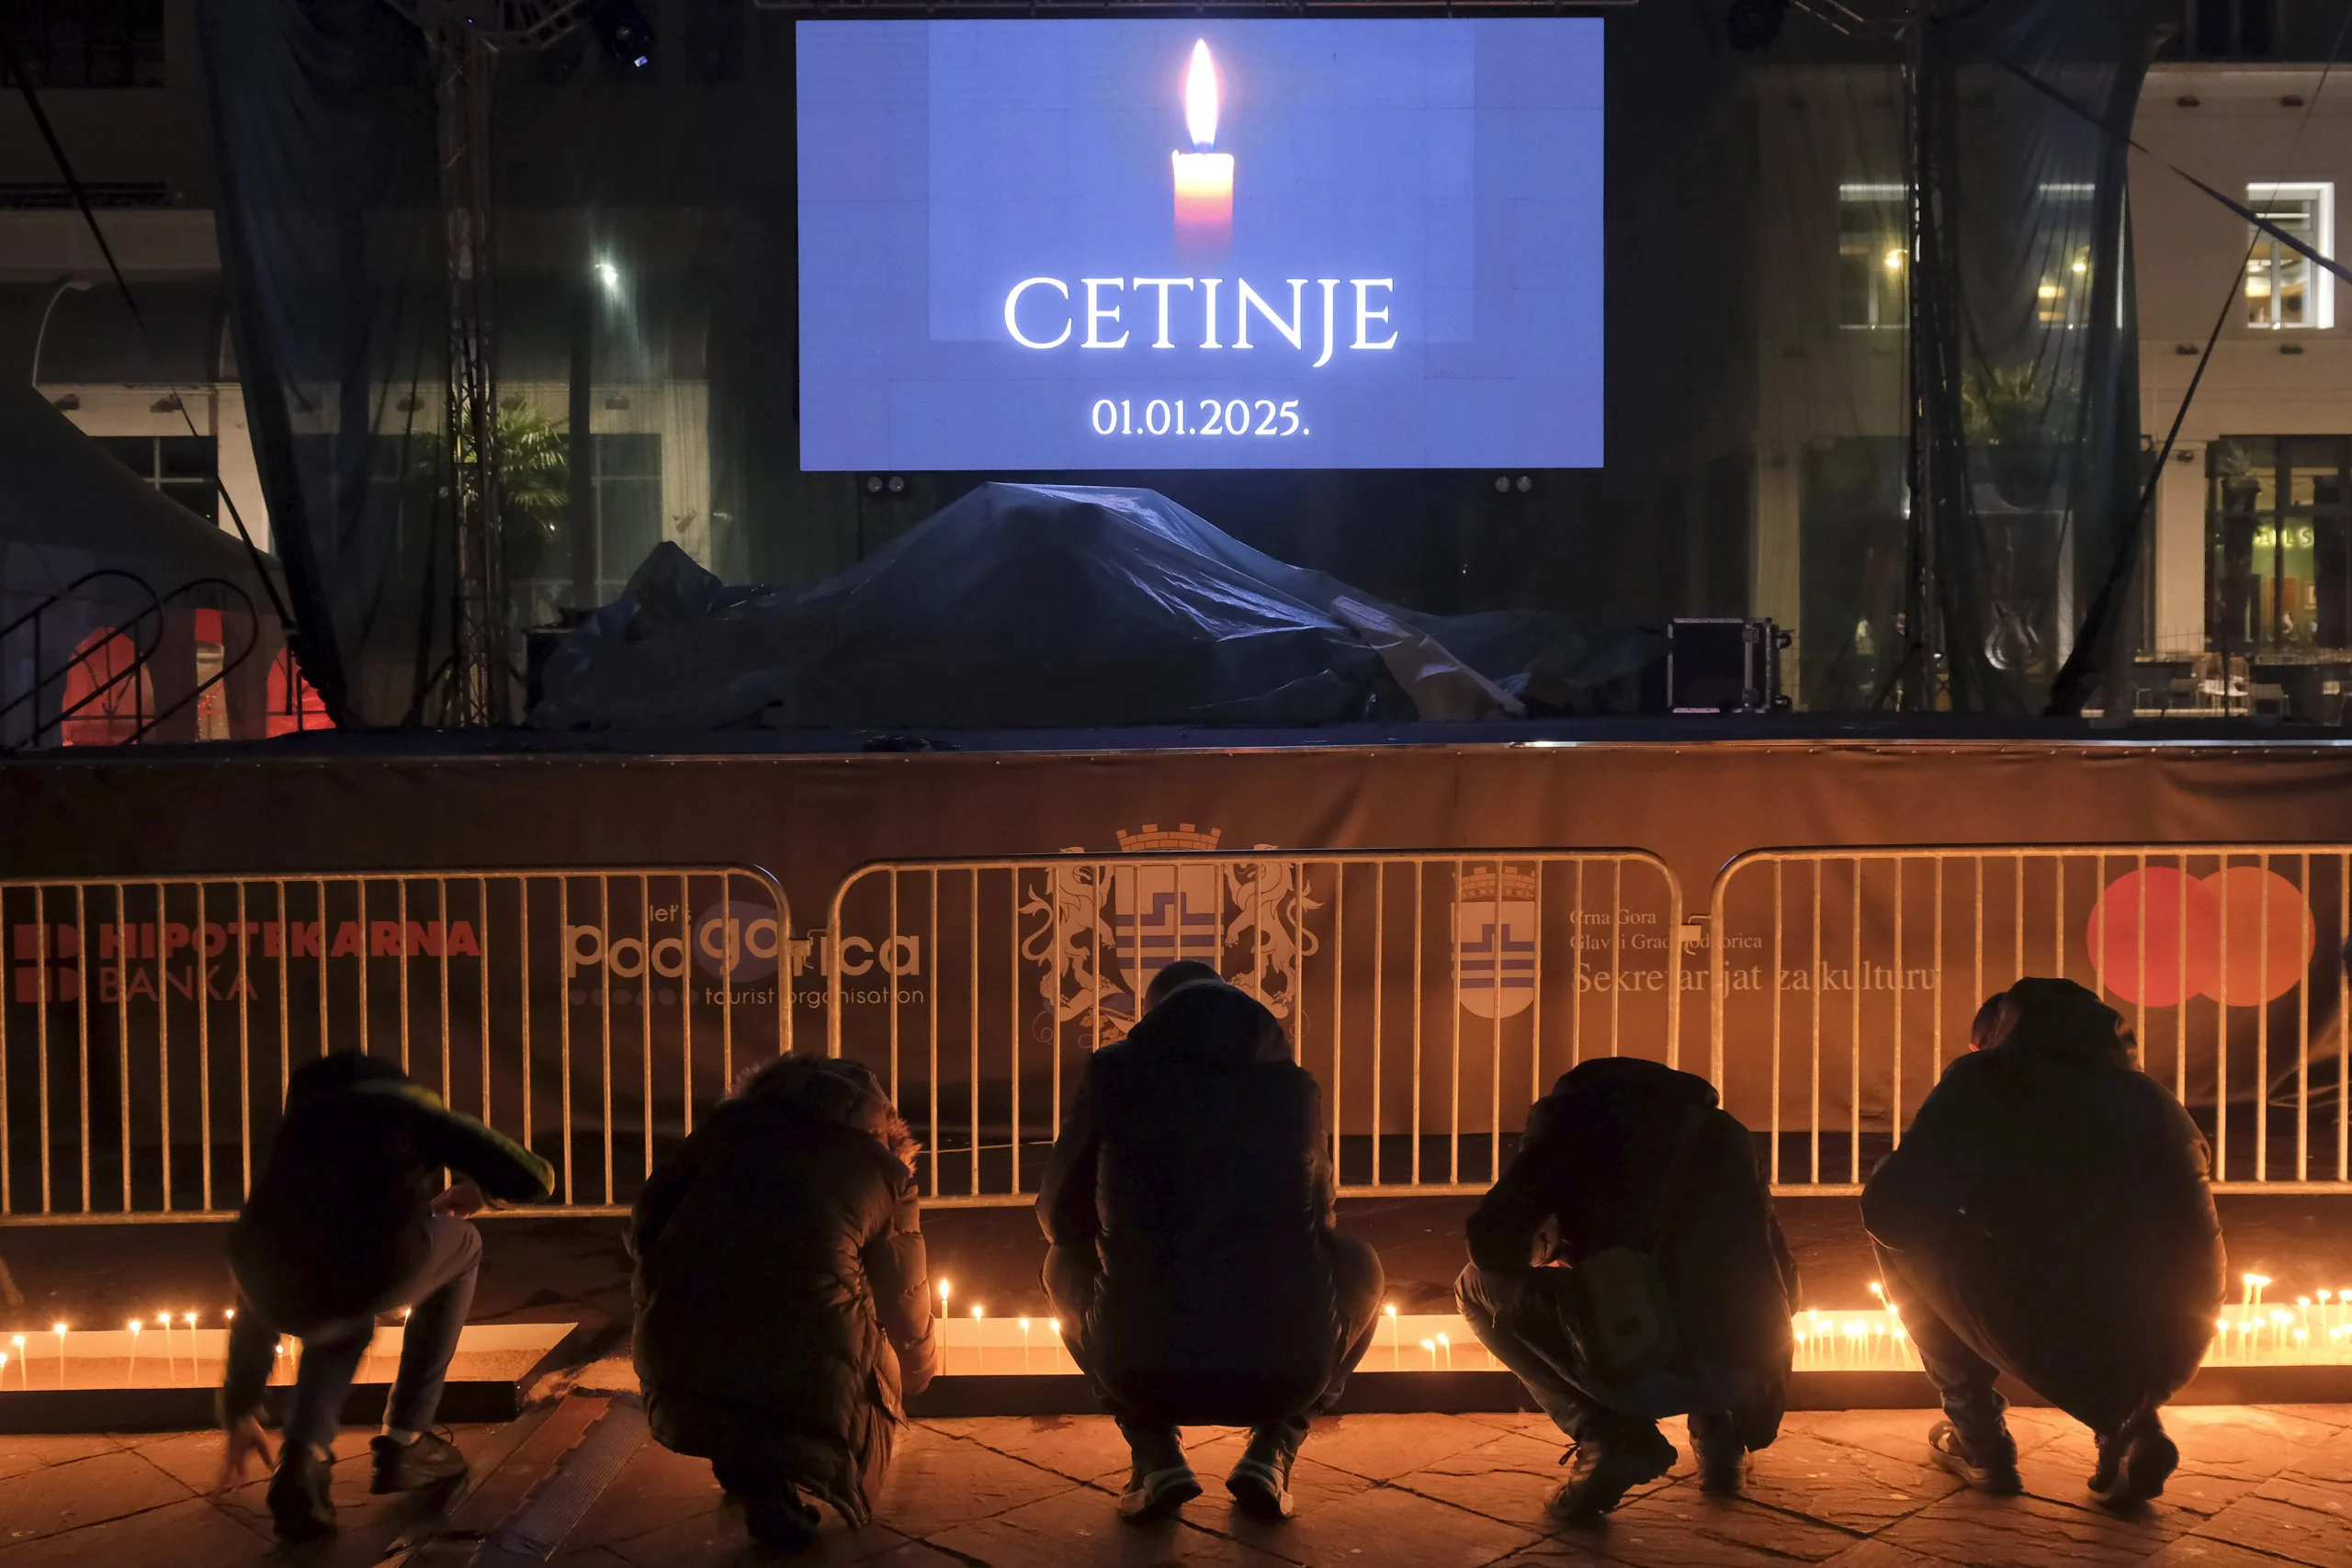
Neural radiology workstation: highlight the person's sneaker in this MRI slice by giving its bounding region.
[1546,1427,1678,1524]
[1687,1411,1748,1497]
[2088,1417,2179,1510]
[1927,1418,2021,1495]
[742,1491,822,1551]
[370,1430,469,1494]
[266,1444,336,1541]
[1227,1427,1299,1521]
[1118,1461,1203,1525]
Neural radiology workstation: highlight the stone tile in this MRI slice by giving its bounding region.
[0,1448,197,1545]
[2186,1477,2352,1568]
[0,1497,271,1568]
[2145,1540,2328,1568]
[2278,1425,2352,1486]
[1587,1486,1862,1567]
[1282,1413,1513,1483]
[109,1430,230,1495]
[1880,1489,2184,1568]
[2165,1404,2349,1479]
[1216,1478,1546,1568]
[925,1485,1291,1568]
[950,1415,1134,1483]
[1815,1542,1961,1568]
[1738,1431,1956,1534]
[869,1430,1080,1539]
[558,1439,721,1553]
[600,1499,910,1567]
[0,1438,120,1487]
[1390,1430,1588,1528]
[546,1550,639,1568]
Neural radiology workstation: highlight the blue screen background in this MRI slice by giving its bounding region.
[797,19,1602,471]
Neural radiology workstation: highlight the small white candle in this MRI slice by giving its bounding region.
[1436,1332,1453,1371]
[126,1320,141,1382]
[1419,1337,1437,1370]
[1170,40,1234,254]
[1018,1317,1033,1371]
[9,1336,23,1390]
[52,1324,67,1390]
[1385,1303,1399,1369]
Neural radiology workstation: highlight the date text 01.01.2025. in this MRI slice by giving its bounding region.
[1090,397,1307,437]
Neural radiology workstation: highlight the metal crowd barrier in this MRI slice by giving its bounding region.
[0,866,790,1222]
[825,851,1684,1205]
[1707,845,2352,1194]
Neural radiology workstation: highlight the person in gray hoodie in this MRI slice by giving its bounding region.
[1864,977,2225,1509]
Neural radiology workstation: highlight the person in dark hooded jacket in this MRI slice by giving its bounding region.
[630,1054,938,1552]
[219,1052,554,1541]
[1039,960,1385,1527]
[1456,1057,1798,1522]
[1864,977,2224,1510]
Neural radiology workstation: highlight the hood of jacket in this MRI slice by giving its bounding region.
[1547,1055,1722,1111]
[1125,979,1291,1066]
[1994,976,2131,1066]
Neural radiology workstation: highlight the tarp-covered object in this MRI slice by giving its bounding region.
[533,484,1630,731]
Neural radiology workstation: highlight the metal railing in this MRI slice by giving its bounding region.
[825,851,1684,1205]
[0,866,790,1221]
[1708,845,2352,1194]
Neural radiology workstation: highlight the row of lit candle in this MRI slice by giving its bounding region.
[1,1305,422,1393]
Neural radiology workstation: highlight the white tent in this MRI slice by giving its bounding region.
[0,381,283,746]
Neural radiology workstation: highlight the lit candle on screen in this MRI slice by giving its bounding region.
[1171,40,1233,255]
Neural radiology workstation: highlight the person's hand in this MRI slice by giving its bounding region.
[431,1178,488,1218]
[220,1416,275,1488]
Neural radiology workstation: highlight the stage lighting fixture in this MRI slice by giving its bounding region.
[1726,0,1789,51]
[587,0,654,70]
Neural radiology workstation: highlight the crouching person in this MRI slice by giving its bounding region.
[631,1055,938,1552]
[220,1053,555,1540]
[1457,1058,1797,1524]
[1040,961,1385,1526]
[1864,978,2224,1509]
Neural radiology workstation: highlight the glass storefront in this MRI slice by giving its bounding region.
[2207,435,2352,655]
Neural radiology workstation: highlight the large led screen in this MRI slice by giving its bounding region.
[797,19,1603,472]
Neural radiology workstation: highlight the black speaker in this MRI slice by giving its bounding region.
[1668,618,1792,715]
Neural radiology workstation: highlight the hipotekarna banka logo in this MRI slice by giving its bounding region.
[1001,36,1396,367]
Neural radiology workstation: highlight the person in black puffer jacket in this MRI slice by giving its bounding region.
[1864,977,2225,1511]
[1039,960,1385,1528]
[630,1054,938,1552]
[1456,1057,1798,1522]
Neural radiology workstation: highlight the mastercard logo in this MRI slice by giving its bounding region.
[2085,867,2316,1009]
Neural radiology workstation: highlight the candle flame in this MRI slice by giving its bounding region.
[52,1324,64,1336]
[1183,40,1219,152]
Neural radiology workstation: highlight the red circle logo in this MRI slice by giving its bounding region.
[2086,867,2312,1009]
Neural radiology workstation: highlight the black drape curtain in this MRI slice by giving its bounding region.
[199,0,448,728]
[1912,0,2157,714]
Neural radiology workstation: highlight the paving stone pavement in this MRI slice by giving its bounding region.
[10,1405,2352,1567]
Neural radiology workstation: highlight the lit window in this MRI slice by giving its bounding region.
[2245,183,2335,330]
[1838,184,1908,330]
